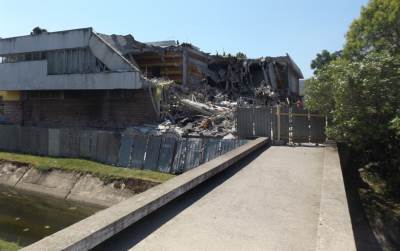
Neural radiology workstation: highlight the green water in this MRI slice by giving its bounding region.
[0,185,99,248]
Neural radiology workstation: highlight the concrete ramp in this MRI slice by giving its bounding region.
[96,145,355,251]
[22,142,355,251]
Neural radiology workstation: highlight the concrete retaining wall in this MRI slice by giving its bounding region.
[0,161,157,208]
[21,137,268,251]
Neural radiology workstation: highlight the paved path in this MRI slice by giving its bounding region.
[95,146,327,251]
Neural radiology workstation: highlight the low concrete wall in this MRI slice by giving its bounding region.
[22,137,268,251]
[316,143,356,251]
[0,161,157,208]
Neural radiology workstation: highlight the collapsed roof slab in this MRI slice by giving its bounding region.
[89,32,140,72]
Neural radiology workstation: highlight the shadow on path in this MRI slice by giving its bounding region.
[93,146,268,251]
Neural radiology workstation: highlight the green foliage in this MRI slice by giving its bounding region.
[390,116,400,136]
[235,52,247,59]
[0,239,20,251]
[344,0,400,58]
[306,52,400,147]
[310,50,342,74]
[306,0,400,199]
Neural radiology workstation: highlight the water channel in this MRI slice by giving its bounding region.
[0,185,100,248]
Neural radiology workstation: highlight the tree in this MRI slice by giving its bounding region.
[344,0,400,58]
[305,0,400,197]
[31,27,47,35]
[235,52,247,59]
[306,52,400,146]
[310,50,341,74]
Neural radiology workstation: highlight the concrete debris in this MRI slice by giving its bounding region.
[181,99,229,116]
[96,32,304,139]
[206,54,303,104]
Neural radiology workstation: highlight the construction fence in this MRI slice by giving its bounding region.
[237,106,326,143]
[0,125,248,174]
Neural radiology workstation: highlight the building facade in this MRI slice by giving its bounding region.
[0,28,159,129]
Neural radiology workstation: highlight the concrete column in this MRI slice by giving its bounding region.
[182,48,188,86]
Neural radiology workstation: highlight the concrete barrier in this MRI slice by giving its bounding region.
[316,143,356,251]
[22,137,268,251]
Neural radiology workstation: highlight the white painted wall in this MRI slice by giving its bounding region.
[89,33,136,72]
[0,28,91,55]
[0,61,144,90]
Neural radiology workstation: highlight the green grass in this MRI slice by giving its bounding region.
[0,239,20,251]
[0,152,174,183]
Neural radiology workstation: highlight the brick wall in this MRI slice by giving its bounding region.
[21,89,158,129]
[0,101,22,124]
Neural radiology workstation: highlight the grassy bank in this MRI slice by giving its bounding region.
[0,152,174,183]
[0,239,20,251]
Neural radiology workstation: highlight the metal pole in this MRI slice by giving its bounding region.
[277,105,281,141]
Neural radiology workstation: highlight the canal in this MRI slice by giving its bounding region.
[0,185,100,248]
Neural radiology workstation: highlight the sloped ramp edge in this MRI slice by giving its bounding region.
[316,143,356,251]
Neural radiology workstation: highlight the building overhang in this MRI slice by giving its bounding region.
[0,28,93,56]
[0,60,146,90]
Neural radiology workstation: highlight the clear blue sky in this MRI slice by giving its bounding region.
[0,0,368,78]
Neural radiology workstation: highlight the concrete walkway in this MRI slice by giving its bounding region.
[96,146,336,251]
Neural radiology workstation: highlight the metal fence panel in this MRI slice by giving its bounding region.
[254,107,271,137]
[37,127,49,156]
[95,131,120,165]
[157,137,177,173]
[276,106,289,141]
[79,130,91,159]
[0,124,19,151]
[171,139,188,174]
[60,128,80,157]
[292,107,309,143]
[144,136,162,171]
[183,138,203,172]
[19,126,33,154]
[48,128,60,156]
[203,138,220,162]
[107,132,121,165]
[118,134,133,167]
[30,127,39,155]
[237,107,254,138]
[130,135,148,169]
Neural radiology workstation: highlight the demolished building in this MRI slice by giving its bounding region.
[206,54,304,103]
[0,28,161,128]
[0,27,304,137]
[96,34,209,86]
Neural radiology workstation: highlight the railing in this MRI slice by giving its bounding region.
[0,125,248,174]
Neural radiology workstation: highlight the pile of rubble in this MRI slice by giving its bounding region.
[123,82,239,138]
[157,83,238,138]
[124,55,303,138]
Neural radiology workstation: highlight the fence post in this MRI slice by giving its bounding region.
[288,106,293,145]
[277,105,281,141]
